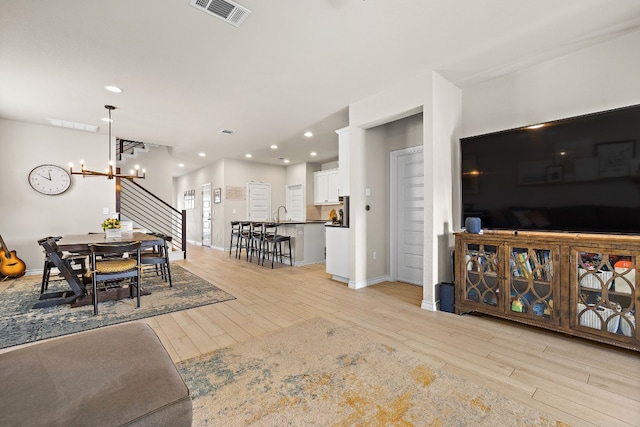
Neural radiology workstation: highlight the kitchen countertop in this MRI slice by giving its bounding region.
[274,220,327,225]
[324,222,348,228]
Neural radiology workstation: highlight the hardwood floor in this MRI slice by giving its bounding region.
[103,244,640,425]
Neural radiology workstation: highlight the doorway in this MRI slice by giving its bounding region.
[247,182,271,221]
[390,146,424,285]
[202,183,212,247]
[286,184,303,221]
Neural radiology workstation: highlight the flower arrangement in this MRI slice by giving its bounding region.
[101,218,121,231]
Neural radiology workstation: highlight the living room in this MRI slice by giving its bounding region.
[2,2,640,424]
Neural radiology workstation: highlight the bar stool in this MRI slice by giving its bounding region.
[236,222,252,260]
[261,224,293,268]
[248,222,265,264]
[229,221,240,256]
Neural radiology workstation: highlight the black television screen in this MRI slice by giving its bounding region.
[461,104,640,234]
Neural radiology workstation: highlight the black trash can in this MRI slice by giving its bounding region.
[439,282,455,313]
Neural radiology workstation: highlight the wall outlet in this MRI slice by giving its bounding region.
[373,251,377,260]
[103,207,109,215]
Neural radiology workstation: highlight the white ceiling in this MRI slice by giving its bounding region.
[2,0,640,176]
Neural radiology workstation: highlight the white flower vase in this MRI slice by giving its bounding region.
[105,228,122,239]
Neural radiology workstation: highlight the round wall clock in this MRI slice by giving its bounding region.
[28,164,71,195]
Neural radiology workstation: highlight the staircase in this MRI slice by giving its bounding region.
[115,141,187,258]
[117,139,149,161]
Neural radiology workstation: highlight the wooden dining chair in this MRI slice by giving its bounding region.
[88,241,141,315]
[141,232,173,287]
[37,236,87,294]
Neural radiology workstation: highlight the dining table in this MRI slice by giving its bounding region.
[34,232,164,309]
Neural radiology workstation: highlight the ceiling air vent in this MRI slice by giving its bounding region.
[189,0,251,27]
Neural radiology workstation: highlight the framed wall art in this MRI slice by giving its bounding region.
[597,140,635,178]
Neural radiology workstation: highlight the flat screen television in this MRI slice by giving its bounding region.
[461,104,640,234]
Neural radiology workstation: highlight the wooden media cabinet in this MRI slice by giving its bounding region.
[454,230,639,352]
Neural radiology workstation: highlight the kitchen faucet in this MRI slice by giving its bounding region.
[277,205,288,223]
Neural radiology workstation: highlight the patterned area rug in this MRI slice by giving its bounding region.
[0,265,235,349]
[178,318,565,426]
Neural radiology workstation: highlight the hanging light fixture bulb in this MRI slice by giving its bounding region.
[70,105,145,180]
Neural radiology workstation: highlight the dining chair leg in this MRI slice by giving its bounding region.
[165,256,173,287]
[136,275,141,308]
[92,273,99,315]
[41,259,51,294]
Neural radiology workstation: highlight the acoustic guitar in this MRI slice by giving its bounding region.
[0,233,26,278]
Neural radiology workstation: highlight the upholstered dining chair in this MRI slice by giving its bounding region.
[88,241,141,315]
[140,232,173,287]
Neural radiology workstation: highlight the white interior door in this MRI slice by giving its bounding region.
[248,182,271,221]
[202,183,212,247]
[391,146,424,285]
[286,184,304,221]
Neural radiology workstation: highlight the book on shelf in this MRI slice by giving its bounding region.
[511,249,552,281]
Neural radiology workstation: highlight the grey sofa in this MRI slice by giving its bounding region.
[0,322,192,426]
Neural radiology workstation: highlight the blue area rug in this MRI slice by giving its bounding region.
[0,265,235,349]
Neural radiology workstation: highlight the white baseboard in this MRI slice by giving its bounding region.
[421,299,438,312]
[349,275,391,289]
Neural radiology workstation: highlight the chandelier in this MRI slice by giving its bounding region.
[70,105,145,180]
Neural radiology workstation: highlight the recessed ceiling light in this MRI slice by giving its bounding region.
[101,117,113,123]
[270,145,278,149]
[310,152,317,156]
[199,152,206,157]
[245,154,252,158]
[178,163,184,167]
[283,159,290,164]
[304,131,313,138]
[105,85,123,93]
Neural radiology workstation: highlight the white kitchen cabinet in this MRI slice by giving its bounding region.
[336,127,350,197]
[326,226,349,282]
[314,169,339,205]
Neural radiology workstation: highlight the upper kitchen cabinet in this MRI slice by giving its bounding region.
[314,169,339,205]
[336,127,350,197]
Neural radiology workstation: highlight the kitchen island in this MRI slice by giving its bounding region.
[270,221,326,266]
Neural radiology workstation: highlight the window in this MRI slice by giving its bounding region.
[184,189,195,209]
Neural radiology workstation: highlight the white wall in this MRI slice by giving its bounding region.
[0,119,115,272]
[173,158,287,250]
[127,144,174,203]
[173,160,223,247]
[462,30,640,138]
[347,70,461,313]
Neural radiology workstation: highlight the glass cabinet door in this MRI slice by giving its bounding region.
[463,242,500,309]
[575,250,636,339]
[508,246,557,322]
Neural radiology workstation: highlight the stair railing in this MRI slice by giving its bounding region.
[116,177,186,256]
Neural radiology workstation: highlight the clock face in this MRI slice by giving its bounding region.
[28,164,72,195]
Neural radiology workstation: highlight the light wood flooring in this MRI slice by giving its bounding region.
[139,244,640,426]
[7,243,639,425]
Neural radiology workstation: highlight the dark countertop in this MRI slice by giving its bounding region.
[270,220,327,225]
[324,222,349,228]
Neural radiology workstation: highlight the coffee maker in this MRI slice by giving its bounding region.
[338,195,349,227]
